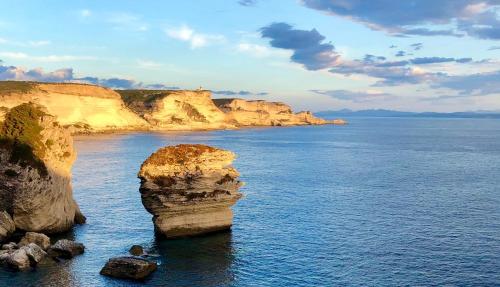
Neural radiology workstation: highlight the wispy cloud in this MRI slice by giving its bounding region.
[311,89,395,103]
[107,12,148,31]
[212,90,268,96]
[0,52,96,62]
[80,9,91,18]
[137,59,163,69]
[166,25,225,49]
[238,0,257,6]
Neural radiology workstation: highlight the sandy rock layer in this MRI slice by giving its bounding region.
[138,144,243,238]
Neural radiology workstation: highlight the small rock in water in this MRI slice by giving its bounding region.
[48,239,85,259]
[129,245,144,256]
[22,243,47,265]
[19,232,51,251]
[1,242,18,251]
[100,256,157,280]
[4,248,31,271]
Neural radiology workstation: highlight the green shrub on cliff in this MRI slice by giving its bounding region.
[0,103,48,176]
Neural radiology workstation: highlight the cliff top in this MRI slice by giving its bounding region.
[138,144,236,179]
[0,81,120,99]
[213,98,288,106]
[117,89,212,105]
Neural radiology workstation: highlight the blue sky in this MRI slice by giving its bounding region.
[0,0,499,112]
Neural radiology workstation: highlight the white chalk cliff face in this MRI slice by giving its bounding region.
[119,90,235,130]
[138,144,243,238]
[213,98,333,126]
[0,103,84,233]
[0,82,148,133]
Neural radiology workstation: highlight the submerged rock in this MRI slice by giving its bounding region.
[100,256,157,280]
[138,144,243,238]
[19,232,51,251]
[0,211,15,243]
[129,245,144,256]
[0,103,84,233]
[48,239,85,259]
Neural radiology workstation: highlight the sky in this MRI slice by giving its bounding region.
[0,0,499,112]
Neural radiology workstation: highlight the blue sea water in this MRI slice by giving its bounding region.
[1,117,499,286]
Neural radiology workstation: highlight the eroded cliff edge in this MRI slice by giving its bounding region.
[0,103,84,234]
[138,144,243,238]
[0,81,148,133]
[0,81,345,133]
[118,89,235,130]
[213,98,338,126]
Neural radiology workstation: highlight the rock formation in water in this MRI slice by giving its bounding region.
[213,98,341,126]
[0,103,84,233]
[118,89,235,130]
[0,81,148,133]
[138,144,243,238]
[100,256,157,280]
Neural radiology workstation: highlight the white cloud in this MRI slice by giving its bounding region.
[0,52,97,62]
[28,40,51,47]
[166,25,225,49]
[236,42,290,58]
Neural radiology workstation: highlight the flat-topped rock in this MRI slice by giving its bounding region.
[48,239,85,259]
[138,144,243,238]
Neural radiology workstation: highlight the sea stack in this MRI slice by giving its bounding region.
[0,103,84,234]
[138,144,243,238]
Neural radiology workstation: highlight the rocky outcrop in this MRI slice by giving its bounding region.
[0,81,148,133]
[100,257,157,280]
[48,239,85,259]
[214,98,338,126]
[0,103,84,233]
[19,232,51,251]
[138,144,243,238]
[119,89,235,130]
[0,211,15,243]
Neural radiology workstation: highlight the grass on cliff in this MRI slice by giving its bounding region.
[117,90,171,105]
[0,103,48,176]
[0,81,37,94]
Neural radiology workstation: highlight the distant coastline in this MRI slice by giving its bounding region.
[317,109,500,119]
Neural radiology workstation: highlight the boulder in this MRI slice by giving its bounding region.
[129,245,144,256]
[3,248,30,270]
[19,232,51,251]
[0,103,85,233]
[1,242,17,251]
[0,211,15,243]
[100,256,157,280]
[22,243,46,265]
[138,144,243,238]
[48,239,85,259]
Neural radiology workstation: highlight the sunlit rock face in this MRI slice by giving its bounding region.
[213,98,332,126]
[0,103,84,233]
[0,82,148,133]
[119,90,235,130]
[138,144,243,238]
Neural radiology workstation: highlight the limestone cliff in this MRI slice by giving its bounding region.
[0,81,148,133]
[138,144,243,238]
[0,103,84,233]
[118,89,235,130]
[213,98,337,126]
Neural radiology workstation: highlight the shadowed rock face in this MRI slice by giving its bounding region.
[0,103,84,233]
[138,144,243,238]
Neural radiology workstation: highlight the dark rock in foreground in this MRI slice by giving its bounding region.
[100,256,157,280]
[48,239,85,259]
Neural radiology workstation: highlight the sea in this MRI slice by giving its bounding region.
[1,117,499,286]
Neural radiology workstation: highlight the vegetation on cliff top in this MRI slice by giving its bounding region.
[0,81,36,94]
[0,103,48,176]
[117,90,172,105]
[142,144,219,167]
